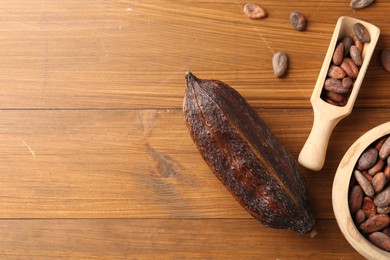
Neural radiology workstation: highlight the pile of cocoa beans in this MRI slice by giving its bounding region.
[321,23,370,106]
[349,135,390,251]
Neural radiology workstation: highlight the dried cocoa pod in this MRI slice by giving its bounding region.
[374,184,390,207]
[349,184,364,214]
[368,232,390,252]
[359,214,390,233]
[272,51,288,78]
[379,136,390,160]
[350,0,374,10]
[332,42,344,65]
[357,147,379,171]
[183,72,315,234]
[350,46,363,66]
[362,196,376,218]
[354,170,375,197]
[353,23,371,43]
[372,172,387,193]
[243,3,267,19]
[340,58,359,79]
[290,12,306,31]
[380,50,390,73]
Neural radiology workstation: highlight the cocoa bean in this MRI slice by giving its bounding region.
[357,147,379,171]
[375,136,388,151]
[328,65,346,79]
[272,51,288,78]
[380,50,390,73]
[363,171,373,182]
[354,209,366,226]
[243,3,267,19]
[332,42,344,65]
[379,136,390,160]
[368,232,390,251]
[383,227,390,236]
[377,206,390,214]
[349,184,364,214]
[340,58,359,79]
[342,77,353,89]
[324,78,349,94]
[324,98,339,106]
[368,159,385,176]
[353,23,371,43]
[384,165,390,181]
[350,46,363,66]
[350,0,374,10]
[352,34,364,54]
[362,196,376,218]
[323,91,344,103]
[359,214,390,233]
[354,170,375,197]
[342,36,354,56]
[290,12,306,31]
[372,172,387,193]
[374,184,390,207]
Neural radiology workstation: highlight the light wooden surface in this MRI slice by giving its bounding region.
[0,0,389,259]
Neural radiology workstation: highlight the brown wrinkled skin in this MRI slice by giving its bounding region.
[369,232,390,251]
[183,72,315,234]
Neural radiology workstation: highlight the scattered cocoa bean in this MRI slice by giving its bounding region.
[359,214,390,233]
[328,65,346,79]
[350,0,374,10]
[350,46,363,66]
[340,58,359,79]
[332,42,344,65]
[290,12,306,31]
[362,196,377,218]
[243,3,267,19]
[354,170,375,197]
[372,172,387,193]
[368,232,390,251]
[354,209,366,225]
[379,136,390,160]
[380,50,390,73]
[374,184,390,207]
[353,23,371,43]
[272,51,288,78]
[349,184,364,214]
[357,147,379,171]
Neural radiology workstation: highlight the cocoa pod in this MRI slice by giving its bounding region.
[350,46,363,66]
[350,0,374,10]
[374,184,390,207]
[332,42,344,65]
[290,12,306,31]
[368,232,390,251]
[349,184,364,214]
[354,170,375,197]
[379,136,390,160]
[357,147,379,171]
[380,50,390,73]
[272,51,288,78]
[362,196,376,218]
[353,23,371,43]
[372,172,387,193]
[243,3,267,19]
[340,58,359,79]
[359,214,390,233]
[183,72,315,234]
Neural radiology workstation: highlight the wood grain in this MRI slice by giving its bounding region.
[0,0,389,258]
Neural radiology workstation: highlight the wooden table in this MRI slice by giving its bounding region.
[0,1,389,259]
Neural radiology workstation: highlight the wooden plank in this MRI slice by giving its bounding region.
[0,219,363,259]
[0,0,387,109]
[0,108,387,219]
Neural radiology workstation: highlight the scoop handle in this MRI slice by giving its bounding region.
[298,113,341,171]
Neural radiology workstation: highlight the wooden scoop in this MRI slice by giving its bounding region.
[298,16,380,171]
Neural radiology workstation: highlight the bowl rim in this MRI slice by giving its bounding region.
[332,121,390,259]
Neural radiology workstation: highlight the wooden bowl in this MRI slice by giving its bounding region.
[332,121,390,259]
